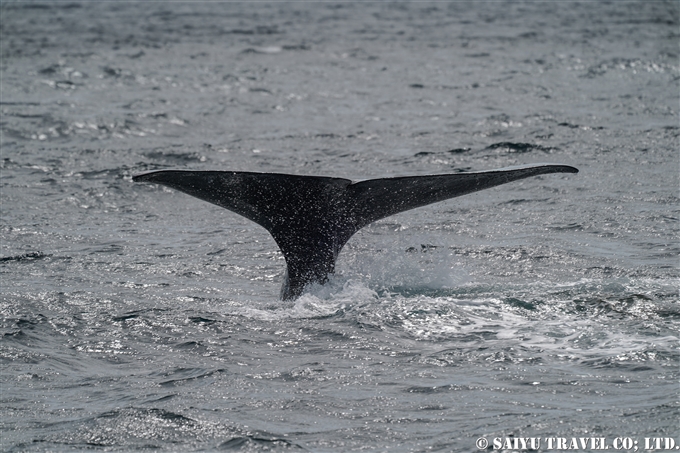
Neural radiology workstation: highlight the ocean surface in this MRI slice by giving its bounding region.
[1,2,678,451]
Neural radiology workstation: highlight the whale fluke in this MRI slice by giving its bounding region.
[133,164,578,299]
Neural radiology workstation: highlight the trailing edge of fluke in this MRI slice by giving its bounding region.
[133,163,578,300]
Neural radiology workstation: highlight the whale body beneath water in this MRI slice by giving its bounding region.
[133,163,578,300]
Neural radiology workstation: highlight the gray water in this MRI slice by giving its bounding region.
[1,2,678,452]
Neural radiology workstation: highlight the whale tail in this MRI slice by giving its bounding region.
[133,164,578,299]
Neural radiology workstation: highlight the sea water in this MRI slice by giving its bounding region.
[1,2,678,451]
